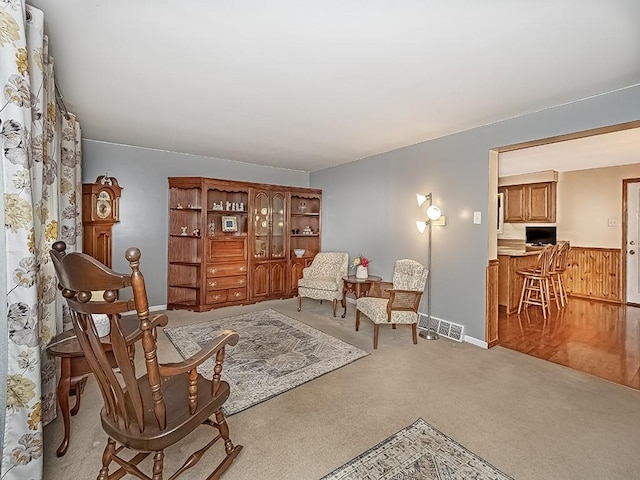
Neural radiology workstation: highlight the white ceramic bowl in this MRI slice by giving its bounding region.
[294,249,305,258]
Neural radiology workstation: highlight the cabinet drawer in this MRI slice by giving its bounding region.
[227,287,247,302]
[207,238,247,262]
[206,263,247,277]
[206,275,246,291]
[206,290,227,304]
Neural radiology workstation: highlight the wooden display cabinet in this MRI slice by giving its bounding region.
[249,187,287,301]
[167,177,321,311]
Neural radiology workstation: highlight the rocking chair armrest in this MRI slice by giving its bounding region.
[123,314,169,343]
[159,330,239,376]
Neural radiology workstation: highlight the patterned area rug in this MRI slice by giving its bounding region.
[164,309,368,415]
[321,418,514,480]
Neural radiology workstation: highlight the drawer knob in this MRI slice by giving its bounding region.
[209,281,217,288]
[239,266,246,272]
[234,292,241,297]
[209,268,217,274]
[238,279,245,284]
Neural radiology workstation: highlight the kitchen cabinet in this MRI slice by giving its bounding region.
[500,182,556,223]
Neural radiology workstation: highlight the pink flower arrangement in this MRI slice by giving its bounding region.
[352,255,369,268]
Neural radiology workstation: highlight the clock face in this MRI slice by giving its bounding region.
[96,190,112,219]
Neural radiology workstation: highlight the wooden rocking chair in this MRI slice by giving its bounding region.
[50,241,242,480]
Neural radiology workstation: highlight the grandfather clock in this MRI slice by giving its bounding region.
[82,175,122,268]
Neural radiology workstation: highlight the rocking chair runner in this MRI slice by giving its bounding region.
[50,241,242,480]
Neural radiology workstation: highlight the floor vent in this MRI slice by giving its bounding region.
[417,314,465,342]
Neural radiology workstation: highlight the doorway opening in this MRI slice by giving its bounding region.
[486,120,640,390]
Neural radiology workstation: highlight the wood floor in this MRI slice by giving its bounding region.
[498,297,640,390]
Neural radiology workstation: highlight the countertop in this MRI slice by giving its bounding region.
[497,249,539,257]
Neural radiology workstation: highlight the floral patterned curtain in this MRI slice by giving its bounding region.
[1,2,82,479]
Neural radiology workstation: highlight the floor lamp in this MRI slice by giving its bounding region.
[416,193,442,340]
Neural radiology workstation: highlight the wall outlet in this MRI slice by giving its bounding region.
[608,218,619,227]
[473,211,482,224]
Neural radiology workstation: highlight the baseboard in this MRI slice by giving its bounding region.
[463,335,488,349]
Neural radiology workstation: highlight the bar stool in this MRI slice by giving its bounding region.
[550,241,571,307]
[517,244,557,319]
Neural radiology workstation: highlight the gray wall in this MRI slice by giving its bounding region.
[82,141,309,306]
[311,85,640,341]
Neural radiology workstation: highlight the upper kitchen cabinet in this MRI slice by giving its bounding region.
[500,181,556,223]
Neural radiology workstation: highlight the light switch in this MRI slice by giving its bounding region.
[473,211,482,224]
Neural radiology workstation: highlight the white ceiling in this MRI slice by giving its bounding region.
[29,0,640,172]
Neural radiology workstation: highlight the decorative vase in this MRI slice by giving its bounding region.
[356,265,368,279]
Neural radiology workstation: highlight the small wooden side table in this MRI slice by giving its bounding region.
[46,316,139,457]
[341,275,382,318]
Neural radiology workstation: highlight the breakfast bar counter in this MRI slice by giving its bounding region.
[498,251,539,313]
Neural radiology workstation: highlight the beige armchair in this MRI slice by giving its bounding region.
[297,252,349,316]
[356,259,428,349]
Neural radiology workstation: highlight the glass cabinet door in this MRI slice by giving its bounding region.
[253,191,270,259]
[271,192,285,259]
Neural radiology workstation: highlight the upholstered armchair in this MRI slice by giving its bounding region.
[356,259,428,349]
[297,252,349,316]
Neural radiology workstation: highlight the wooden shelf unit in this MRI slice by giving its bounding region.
[167,177,321,311]
[288,190,322,295]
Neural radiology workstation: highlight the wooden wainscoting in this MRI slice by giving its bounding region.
[564,247,621,303]
[486,259,499,347]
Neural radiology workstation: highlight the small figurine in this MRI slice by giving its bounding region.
[180,226,188,236]
[239,202,244,211]
[192,228,200,237]
[187,203,192,209]
[208,222,215,236]
[176,203,183,209]
[226,201,231,211]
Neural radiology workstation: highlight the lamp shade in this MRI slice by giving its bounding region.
[426,205,441,220]
[415,220,427,234]
[416,193,428,207]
